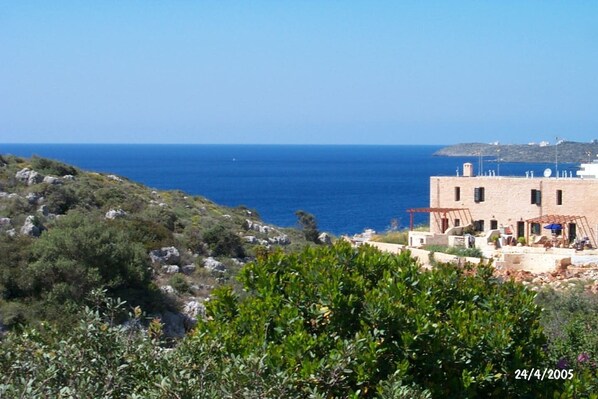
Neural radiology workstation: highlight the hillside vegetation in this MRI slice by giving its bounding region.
[0,154,311,331]
[435,141,598,163]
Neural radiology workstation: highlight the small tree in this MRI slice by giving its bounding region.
[203,225,245,258]
[295,210,320,243]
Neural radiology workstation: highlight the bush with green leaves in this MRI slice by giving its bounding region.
[22,211,153,310]
[168,273,189,294]
[30,156,78,176]
[0,291,165,399]
[198,242,551,398]
[424,244,483,259]
[536,287,598,397]
[295,209,320,243]
[203,224,245,258]
[3,244,595,398]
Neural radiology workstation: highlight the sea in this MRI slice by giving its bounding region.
[0,144,578,235]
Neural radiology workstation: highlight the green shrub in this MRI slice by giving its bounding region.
[536,288,598,396]
[44,184,78,214]
[93,186,128,208]
[199,242,551,397]
[141,206,178,231]
[424,244,483,258]
[295,210,320,243]
[1,244,586,398]
[203,225,245,258]
[24,211,152,308]
[371,230,409,245]
[0,235,32,301]
[30,156,78,176]
[0,291,164,398]
[112,217,174,250]
[168,274,189,294]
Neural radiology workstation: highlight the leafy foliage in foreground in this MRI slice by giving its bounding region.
[1,243,595,398]
[536,287,598,397]
[200,242,551,397]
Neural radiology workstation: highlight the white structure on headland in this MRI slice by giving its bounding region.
[576,156,598,179]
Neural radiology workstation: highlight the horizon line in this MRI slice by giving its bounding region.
[1,142,453,146]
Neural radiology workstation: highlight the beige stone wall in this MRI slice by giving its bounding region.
[365,241,482,268]
[430,176,598,243]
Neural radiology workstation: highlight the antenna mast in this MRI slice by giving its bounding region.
[555,137,559,177]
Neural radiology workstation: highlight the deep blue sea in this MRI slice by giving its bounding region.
[0,144,578,235]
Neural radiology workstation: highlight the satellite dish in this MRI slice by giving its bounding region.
[544,168,552,177]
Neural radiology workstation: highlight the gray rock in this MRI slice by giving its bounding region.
[269,235,290,245]
[230,258,245,267]
[17,169,44,185]
[244,235,258,244]
[106,174,123,182]
[318,232,333,245]
[8,193,20,200]
[183,300,206,320]
[0,192,8,198]
[181,264,196,275]
[0,218,11,228]
[160,285,176,295]
[62,174,75,181]
[245,219,275,234]
[20,215,41,237]
[26,192,41,205]
[105,209,127,220]
[43,176,62,185]
[203,257,226,273]
[162,265,180,274]
[159,311,196,338]
[189,285,200,293]
[150,246,180,264]
[37,205,49,217]
[29,171,43,185]
[15,168,32,183]
[6,229,16,237]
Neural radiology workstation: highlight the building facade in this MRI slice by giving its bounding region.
[429,164,598,245]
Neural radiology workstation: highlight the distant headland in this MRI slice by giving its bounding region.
[434,140,598,163]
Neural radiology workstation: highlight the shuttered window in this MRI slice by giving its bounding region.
[531,189,541,205]
[474,187,485,203]
[557,190,563,205]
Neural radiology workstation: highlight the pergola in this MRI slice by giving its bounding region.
[524,214,596,248]
[406,207,473,232]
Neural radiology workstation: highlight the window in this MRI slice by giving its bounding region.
[531,189,541,205]
[454,218,460,227]
[531,223,541,235]
[474,187,485,203]
[474,220,485,232]
[557,190,563,205]
[454,186,461,201]
[490,220,498,230]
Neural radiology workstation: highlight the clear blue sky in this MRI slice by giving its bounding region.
[1,1,597,144]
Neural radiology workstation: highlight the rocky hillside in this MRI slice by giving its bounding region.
[0,154,316,336]
[434,141,598,163]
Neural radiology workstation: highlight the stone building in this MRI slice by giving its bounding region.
[425,162,598,247]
